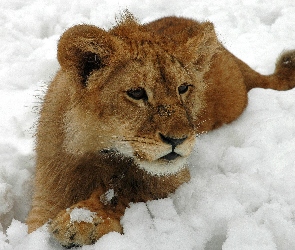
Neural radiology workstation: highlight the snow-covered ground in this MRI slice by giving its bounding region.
[1,0,295,249]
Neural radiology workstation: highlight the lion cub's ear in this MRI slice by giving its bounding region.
[176,22,221,72]
[57,25,121,86]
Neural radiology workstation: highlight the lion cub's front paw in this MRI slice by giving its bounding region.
[49,207,122,248]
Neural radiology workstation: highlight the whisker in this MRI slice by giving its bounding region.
[107,135,162,145]
[114,137,162,146]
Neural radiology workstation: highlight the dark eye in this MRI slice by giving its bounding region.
[178,84,190,94]
[127,87,148,100]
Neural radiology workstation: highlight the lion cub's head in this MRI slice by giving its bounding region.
[57,16,221,176]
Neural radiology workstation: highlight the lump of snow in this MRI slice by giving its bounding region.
[223,217,277,250]
[67,208,97,223]
[100,189,115,205]
[6,219,28,247]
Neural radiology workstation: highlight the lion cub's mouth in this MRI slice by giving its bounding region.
[160,152,181,161]
[101,144,188,176]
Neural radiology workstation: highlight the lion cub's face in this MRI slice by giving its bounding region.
[59,23,214,176]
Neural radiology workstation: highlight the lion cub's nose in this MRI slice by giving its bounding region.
[159,133,187,147]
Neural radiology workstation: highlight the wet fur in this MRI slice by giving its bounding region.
[27,13,295,247]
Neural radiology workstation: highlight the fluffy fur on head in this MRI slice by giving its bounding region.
[27,13,295,247]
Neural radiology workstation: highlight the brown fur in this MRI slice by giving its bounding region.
[27,13,295,247]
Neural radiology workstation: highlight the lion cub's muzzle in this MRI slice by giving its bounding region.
[129,132,195,176]
[159,133,187,161]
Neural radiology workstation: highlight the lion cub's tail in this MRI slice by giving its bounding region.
[233,50,295,91]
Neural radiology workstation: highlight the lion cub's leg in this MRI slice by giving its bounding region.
[49,188,124,248]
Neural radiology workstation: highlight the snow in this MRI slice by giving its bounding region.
[0,0,295,249]
[68,208,97,223]
[100,189,115,205]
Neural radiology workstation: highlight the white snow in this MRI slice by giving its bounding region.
[1,0,295,249]
[68,208,97,223]
[100,189,115,205]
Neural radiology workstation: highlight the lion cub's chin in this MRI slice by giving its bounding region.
[135,157,188,176]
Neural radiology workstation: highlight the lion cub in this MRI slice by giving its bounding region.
[27,13,295,247]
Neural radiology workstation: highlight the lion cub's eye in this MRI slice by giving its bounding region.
[127,87,148,100]
[178,84,190,94]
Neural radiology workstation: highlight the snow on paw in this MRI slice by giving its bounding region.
[49,207,122,248]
